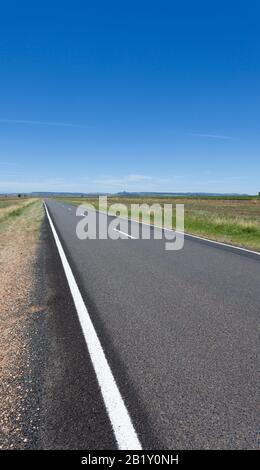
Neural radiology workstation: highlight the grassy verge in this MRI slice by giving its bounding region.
[56,196,260,252]
[0,198,44,237]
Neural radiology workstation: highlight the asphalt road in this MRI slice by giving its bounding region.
[43,199,259,449]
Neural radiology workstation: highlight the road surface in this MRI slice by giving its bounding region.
[42,198,259,449]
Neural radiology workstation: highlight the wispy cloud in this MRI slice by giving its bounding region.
[191,133,231,140]
[124,174,153,182]
[229,176,245,180]
[0,119,89,128]
[0,178,86,192]
[93,174,173,187]
[0,173,252,194]
[0,174,177,194]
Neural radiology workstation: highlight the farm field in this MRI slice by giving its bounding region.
[56,195,260,252]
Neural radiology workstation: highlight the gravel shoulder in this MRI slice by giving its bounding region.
[0,200,44,448]
[0,199,115,449]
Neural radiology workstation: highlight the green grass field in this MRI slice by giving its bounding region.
[57,195,260,252]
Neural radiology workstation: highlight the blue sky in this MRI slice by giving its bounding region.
[0,0,259,194]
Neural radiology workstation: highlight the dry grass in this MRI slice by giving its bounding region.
[0,198,36,224]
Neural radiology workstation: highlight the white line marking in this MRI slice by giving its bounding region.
[44,202,142,450]
[174,229,260,255]
[68,207,72,211]
[92,207,260,256]
[59,202,260,257]
[113,228,137,239]
[111,216,260,255]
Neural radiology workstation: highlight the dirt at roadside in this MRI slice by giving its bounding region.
[0,202,44,449]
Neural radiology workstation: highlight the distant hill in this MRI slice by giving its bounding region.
[0,191,254,198]
[29,191,109,197]
[115,191,250,197]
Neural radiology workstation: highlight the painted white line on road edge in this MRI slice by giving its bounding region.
[56,200,260,256]
[113,228,137,239]
[81,205,260,257]
[44,202,142,450]
[112,215,260,256]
